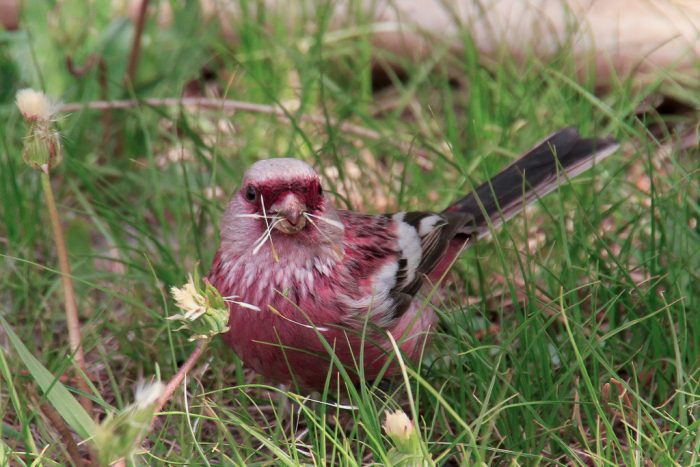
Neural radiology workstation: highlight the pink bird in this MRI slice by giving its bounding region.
[209,128,618,390]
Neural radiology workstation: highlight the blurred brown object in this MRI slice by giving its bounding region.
[0,0,19,31]
[210,0,700,87]
[370,0,700,87]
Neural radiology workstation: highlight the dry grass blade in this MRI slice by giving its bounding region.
[58,98,434,169]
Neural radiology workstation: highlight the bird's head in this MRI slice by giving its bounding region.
[220,158,344,257]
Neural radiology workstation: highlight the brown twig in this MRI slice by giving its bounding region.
[40,402,86,467]
[66,55,101,78]
[41,172,93,418]
[155,339,208,416]
[125,0,150,86]
[57,97,435,168]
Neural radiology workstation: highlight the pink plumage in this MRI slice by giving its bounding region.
[209,128,618,390]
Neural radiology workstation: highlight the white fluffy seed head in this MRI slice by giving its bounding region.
[244,158,318,183]
[15,89,56,121]
[134,381,165,409]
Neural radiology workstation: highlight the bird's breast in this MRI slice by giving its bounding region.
[212,247,338,309]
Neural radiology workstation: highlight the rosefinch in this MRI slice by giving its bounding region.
[210,128,618,390]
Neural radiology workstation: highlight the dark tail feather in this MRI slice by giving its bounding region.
[445,127,619,239]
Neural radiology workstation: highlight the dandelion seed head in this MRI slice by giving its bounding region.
[15,89,56,121]
[134,381,165,409]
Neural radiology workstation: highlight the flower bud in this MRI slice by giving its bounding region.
[384,409,415,443]
[22,125,62,173]
[383,410,431,466]
[15,89,63,172]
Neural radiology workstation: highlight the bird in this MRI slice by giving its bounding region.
[209,127,619,391]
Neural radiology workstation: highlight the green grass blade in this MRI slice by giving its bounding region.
[0,316,97,440]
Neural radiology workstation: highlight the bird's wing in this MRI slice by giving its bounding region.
[337,210,466,328]
[335,128,618,330]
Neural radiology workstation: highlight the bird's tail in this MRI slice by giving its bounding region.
[444,127,619,239]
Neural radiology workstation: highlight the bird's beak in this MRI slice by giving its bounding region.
[271,194,307,234]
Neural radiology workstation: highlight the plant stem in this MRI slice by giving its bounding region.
[125,0,150,86]
[155,339,208,416]
[40,171,93,417]
[39,402,86,467]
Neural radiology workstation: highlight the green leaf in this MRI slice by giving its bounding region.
[0,316,97,439]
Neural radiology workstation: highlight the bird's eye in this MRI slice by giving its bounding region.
[245,185,257,202]
[318,184,323,196]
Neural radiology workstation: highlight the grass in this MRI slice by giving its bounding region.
[1,1,699,465]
